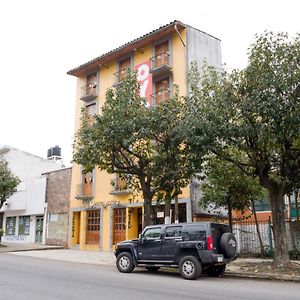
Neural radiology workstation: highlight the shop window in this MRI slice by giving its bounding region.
[19,216,30,235]
[6,217,16,235]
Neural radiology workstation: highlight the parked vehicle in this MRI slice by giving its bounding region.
[114,222,237,280]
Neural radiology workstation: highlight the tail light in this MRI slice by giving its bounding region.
[207,235,213,250]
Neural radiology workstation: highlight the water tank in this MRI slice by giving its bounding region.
[47,145,61,158]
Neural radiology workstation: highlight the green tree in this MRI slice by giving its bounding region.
[0,158,20,210]
[201,154,266,253]
[73,72,197,226]
[188,32,300,266]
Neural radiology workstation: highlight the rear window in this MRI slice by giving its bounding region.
[211,224,230,238]
[184,225,207,241]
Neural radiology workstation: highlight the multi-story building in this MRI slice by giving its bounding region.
[67,20,223,251]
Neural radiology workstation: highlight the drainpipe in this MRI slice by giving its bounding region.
[174,23,186,47]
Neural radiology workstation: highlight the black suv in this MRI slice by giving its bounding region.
[114,222,237,280]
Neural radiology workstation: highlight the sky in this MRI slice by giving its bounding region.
[0,0,299,166]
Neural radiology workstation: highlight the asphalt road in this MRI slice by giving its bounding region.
[0,254,299,300]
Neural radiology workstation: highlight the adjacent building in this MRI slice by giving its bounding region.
[0,146,62,244]
[43,167,72,247]
[67,20,223,251]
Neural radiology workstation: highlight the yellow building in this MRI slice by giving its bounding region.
[67,20,222,251]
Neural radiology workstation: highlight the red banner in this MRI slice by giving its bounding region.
[134,61,152,106]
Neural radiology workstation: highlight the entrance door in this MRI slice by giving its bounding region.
[35,216,44,243]
[113,208,126,245]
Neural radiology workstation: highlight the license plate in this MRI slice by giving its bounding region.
[217,257,223,262]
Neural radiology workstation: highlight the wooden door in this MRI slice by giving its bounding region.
[86,210,100,244]
[155,78,170,103]
[113,208,126,245]
[155,41,169,67]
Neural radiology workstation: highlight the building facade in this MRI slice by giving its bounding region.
[44,167,72,247]
[0,146,62,244]
[68,20,223,251]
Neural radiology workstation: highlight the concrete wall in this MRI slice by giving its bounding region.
[44,167,71,246]
[0,146,62,243]
[186,26,222,73]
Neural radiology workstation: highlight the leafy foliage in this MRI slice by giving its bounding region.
[188,32,300,265]
[0,158,20,210]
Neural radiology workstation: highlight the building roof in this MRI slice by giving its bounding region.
[67,20,203,77]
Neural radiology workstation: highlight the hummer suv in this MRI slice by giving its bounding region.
[114,222,237,280]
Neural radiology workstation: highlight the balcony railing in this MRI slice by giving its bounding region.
[151,88,170,105]
[75,183,93,200]
[150,52,172,76]
[110,176,131,195]
[113,68,131,86]
[80,83,98,102]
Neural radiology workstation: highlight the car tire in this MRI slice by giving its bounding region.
[179,256,202,280]
[220,233,237,259]
[210,264,226,277]
[116,252,135,273]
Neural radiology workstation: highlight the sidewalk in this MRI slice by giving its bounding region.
[0,242,63,253]
[2,245,300,282]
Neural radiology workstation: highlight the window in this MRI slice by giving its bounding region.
[84,102,97,126]
[154,41,169,68]
[143,227,161,240]
[86,73,97,96]
[115,173,128,191]
[165,226,182,238]
[117,57,131,82]
[19,216,30,235]
[154,77,170,104]
[6,217,16,235]
[82,172,93,197]
[185,225,206,241]
[86,210,100,244]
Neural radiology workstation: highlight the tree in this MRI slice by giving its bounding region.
[201,154,266,253]
[188,32,300,266]
[73,72,197,226]
[0,158,20,210]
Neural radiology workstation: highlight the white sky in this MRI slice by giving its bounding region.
[0,0,299,165]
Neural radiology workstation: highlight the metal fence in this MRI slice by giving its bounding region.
[232,218,300,256]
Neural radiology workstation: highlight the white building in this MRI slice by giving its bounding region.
[0,146,62,244]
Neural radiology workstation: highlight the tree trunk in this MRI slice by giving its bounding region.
[143,195,152,227]
[174,195,179,223]
[251,199,265,255]
[268,187,290,266]
[226,195,233,233]
[164,197,171,224]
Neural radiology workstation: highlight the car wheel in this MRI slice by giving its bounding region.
[179,256,202,280]
[210,264,226,277]
[116,252,135,273]
[146,266,160,272]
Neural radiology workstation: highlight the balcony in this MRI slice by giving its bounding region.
[110,176,131,196]
[113,68,131,87]
[150,52,172,77]
[80,83,98,102]
[75,183,94,200]
[151,88,170,105]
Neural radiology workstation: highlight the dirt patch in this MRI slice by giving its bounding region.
[237,261,300,276]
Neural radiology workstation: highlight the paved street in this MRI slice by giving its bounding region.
[0,254,299,300]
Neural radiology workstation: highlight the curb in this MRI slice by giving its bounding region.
[225,271,300,282]
[0,246,64,253]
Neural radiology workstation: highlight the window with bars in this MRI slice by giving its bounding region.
[86,210,100,244]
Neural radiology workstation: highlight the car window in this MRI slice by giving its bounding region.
[185,225,207,241]
[165,226,182,238]
[143,227,161,240]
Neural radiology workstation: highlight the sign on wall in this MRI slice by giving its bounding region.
[134,61,152,106]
